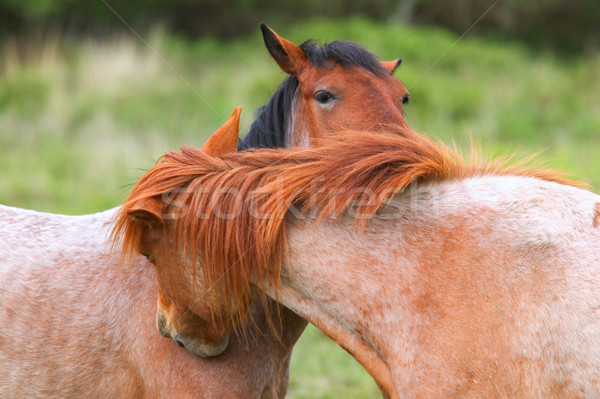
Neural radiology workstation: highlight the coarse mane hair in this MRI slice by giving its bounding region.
[237,39,387,150]
[113,129,579,329]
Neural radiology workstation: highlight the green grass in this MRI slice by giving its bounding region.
[1,18,599,397]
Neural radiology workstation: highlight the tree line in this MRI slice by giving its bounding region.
[0,0,597,53]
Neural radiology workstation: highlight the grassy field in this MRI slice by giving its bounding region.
[1,18,599,397]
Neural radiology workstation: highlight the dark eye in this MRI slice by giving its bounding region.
[402,94,409,105]
[315,90,335,104]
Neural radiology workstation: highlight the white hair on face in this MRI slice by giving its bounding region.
[285,89,309,148]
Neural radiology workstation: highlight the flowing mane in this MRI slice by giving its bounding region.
[113,129,578,328]
[237,40,388,150]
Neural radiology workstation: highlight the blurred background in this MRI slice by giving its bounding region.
[1,1,599,397]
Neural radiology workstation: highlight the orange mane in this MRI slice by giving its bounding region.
[112,129,580,328]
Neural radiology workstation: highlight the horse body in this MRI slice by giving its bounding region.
[0,205,304,398]
[282,176,600,397]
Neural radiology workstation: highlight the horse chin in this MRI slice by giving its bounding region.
[178,333,230,358]
[156,312,230,357]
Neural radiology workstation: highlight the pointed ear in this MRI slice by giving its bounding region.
[381,58,402,74]
[261,23,308,75]
[127,197,163,226]
[201,107,241,156]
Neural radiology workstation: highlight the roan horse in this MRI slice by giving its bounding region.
[0,24,415,396]
[116,123,600,398]
[0,206,305,398]
[0,113,306,398]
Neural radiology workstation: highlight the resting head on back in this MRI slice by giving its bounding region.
[121,23,416,360]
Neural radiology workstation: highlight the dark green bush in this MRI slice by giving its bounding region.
[0,0,598,53]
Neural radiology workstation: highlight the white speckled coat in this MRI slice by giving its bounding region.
[275,176,600,398]
[0,205,306,398]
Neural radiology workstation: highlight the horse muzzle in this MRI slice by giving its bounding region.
[156,311,230,357]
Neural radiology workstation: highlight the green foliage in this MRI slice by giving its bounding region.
[1,19,599,396]
[413,0,600,53]
[0,0,397,39]
[0,68,50,116]
[1,0,599,52]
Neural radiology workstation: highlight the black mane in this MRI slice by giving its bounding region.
[301,39,386,75]
[237,40,386,150]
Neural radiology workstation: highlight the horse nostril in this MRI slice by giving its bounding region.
[175,338,185,348]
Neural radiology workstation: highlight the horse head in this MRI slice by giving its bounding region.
[262,24,411,145]
[239,24,414,149]
[122,108,242,357]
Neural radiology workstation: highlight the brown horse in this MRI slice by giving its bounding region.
[116,123,600,398]
[237,24,414,149]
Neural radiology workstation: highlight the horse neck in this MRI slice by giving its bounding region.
[276,214,403,397]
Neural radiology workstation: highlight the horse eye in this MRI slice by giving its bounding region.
[315,91,335,104]
[402,95,409,105]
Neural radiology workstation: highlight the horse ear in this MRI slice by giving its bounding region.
[201,107,241,156]
[381,58,402,74]
[261,23,308,75]
[127,197,163,226]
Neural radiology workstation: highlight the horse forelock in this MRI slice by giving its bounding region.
[300,39,387,76]
[115,129,580,330]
